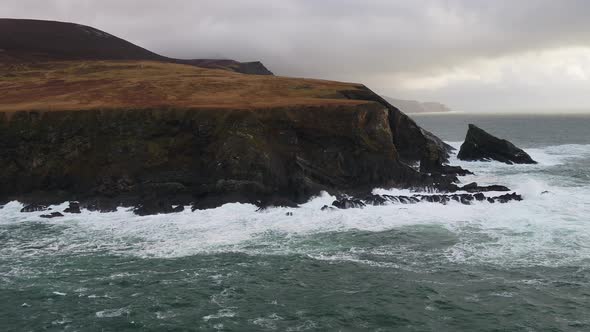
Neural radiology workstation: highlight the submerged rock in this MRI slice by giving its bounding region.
[40,212,64,219]
[458,124,537,164]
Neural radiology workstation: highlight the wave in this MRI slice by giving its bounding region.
[1,143,590,269]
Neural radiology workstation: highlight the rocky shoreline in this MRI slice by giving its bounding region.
[0,88,537,217]
[0,20,534,217]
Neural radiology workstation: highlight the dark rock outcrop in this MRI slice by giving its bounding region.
[21,204,49,213]
[231,61,274,75]
[82,198,120,213]
[458,124,537,164]
[332,198,366,209]
[330,192,523,209]
[63,201,81,214]
[460,182,510,193]
[435,165,473,177]
[491,193,524,203]
[133,199,184,216]
[40,212,64,219]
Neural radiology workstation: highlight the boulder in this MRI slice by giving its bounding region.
[458,124,537,164]
[494,193,523,203]
[473,193,486,201]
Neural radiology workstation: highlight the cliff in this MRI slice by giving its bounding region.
[0,60,455,210]
[0,18,273,75]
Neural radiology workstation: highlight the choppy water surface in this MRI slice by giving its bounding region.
[1,113,590,331]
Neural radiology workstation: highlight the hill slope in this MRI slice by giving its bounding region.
[0,60,363,111]
[0,18,273,75]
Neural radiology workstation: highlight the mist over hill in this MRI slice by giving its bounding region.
[384,97,453,113]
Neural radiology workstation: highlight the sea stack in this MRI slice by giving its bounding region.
[458,124,537,164]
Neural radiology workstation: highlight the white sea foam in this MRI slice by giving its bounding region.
[203,308,236,322]
[96,307,129,318]
[1,143,589,268]
[252,313,284,329]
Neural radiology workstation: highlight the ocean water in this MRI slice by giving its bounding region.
[1,113,590,331]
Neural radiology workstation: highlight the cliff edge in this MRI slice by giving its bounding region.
[0,60,455,210]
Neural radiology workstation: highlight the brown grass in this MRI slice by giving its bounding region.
[0,60,367,112]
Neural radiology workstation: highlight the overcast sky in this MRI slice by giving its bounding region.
[3,0,590,112]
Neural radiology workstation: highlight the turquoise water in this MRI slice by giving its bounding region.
[1,113,590,331]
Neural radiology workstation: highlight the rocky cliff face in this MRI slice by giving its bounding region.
[0,103,446,209]
[0,57,458,211]
[340,87,453,167]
